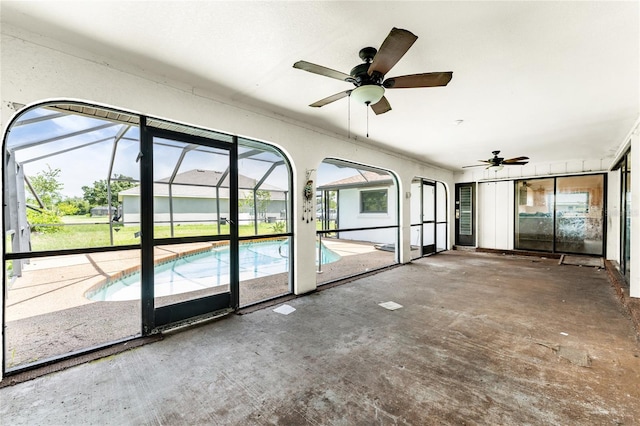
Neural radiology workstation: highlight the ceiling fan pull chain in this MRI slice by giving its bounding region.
[366,102,370,138]
[348,92,351,139]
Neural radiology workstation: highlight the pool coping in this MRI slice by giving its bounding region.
[83,238,292,300]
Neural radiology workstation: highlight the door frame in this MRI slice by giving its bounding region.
[410,178,449,258]
[455,183,476,246]
[140,119,239,333]
[422,181,436,255]
[620,151,631,278]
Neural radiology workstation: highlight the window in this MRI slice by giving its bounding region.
[555,192,589,214]
[360,189,388,213]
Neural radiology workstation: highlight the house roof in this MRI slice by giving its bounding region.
[156,169,282,190]
[119,169,287,200]
[317,171,394,190]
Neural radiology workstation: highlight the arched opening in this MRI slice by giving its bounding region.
[315,159,399,284]
[3,102,293,373]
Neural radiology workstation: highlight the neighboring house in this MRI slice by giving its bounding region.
[118,169,288,226]
[317,171,397,245]
[89,205,117,217]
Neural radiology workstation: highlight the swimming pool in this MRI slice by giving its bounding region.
[87,240,340,301]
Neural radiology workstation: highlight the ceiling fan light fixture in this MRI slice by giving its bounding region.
[488,164,504,172]
[351,85,384,105]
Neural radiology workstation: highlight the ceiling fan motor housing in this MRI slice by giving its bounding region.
[350,63,383,86]
[350,48,384,87]
[489,151,502,164]
[359,47,377,62]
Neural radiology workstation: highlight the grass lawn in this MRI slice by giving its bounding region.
[28,216,288,252]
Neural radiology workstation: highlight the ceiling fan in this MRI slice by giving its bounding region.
[293,27,453,115]
[463,151,530,170]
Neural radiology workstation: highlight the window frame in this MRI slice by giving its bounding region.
[359,189,388,214]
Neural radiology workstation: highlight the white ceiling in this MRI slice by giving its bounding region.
[2,1,638,171]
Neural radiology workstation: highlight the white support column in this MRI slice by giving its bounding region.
[398,176,412,264]
[293,167,318,295]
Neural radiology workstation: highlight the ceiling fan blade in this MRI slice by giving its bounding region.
[462,164,490,168]
[309,90,352,108]
[503,161,529,166]
[293,61,352,82]
[370,96,392,115]
[383,72,453,89]
[503,156,530,163]
[368,28,417,77]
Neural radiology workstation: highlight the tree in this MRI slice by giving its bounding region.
[59,196,90,216]
[27,209,62,233]
[256,190,272,220]
[82,174,137,207]
[56,201,79,216]
[25,165,64,232]
[328,190,337,210]
[241,189,271,220]
[27,165,63,210]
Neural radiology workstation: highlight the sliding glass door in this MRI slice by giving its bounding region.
[515,174,605,255]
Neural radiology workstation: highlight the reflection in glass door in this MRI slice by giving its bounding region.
[516,179,555,252]
[146,127,237,329]
[555,175,604,255]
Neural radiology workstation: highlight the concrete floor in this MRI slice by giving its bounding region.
[4,239,393,369]
[2,251,639,425]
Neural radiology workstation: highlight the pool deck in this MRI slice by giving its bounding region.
[6,243,213,320]
[4,239,393,368]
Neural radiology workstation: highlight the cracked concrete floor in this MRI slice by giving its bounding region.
[2,251,639,425]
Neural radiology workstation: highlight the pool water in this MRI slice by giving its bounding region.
[87,240,340,301]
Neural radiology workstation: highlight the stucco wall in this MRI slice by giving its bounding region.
[1,25,458,376]
[337,186,397,245]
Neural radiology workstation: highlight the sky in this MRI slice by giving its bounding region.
[6,105,376,201]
